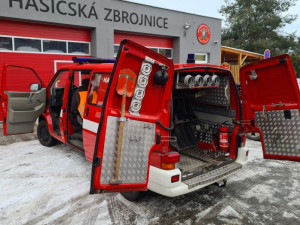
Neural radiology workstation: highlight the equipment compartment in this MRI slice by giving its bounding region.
[171,73,237,181]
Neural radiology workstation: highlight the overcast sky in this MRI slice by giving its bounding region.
[122,0,300,36]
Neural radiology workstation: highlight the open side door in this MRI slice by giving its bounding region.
[240,54,300,161]
[1,65,46,135]
[91,40,174,193]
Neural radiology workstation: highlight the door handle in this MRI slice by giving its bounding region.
[36,98,42,103]
[28,93,34,103]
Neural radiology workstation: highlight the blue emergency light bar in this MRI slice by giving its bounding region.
[72,57,115,64]
[187,54,195,64]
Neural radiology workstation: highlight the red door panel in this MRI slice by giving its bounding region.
[240,54,300,161]
[91,40,174,193]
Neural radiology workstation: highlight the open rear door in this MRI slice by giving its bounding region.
[1,65,46,135]
[240,54,300,161]
[91,40,174,193]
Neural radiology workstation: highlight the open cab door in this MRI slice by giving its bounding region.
[1,65,46,135]
[91,40,174,193]
[240,54,300,161]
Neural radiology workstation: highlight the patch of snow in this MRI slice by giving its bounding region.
[0,136,299,224]
[283,211,297,219]
[241,184,278,203]
[219,205,242,219]
[288,178,300,200]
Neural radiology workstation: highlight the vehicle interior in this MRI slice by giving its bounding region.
[171,71,241,183]
[49,69,91,149]
[67,70,92,149]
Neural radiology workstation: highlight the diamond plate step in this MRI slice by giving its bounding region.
[183,162,242,189]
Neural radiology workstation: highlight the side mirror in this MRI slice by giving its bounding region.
[30,83,41,92]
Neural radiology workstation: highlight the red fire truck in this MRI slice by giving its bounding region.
[1,40,300,201]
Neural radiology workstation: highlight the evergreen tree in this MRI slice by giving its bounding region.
[220,0,298,55]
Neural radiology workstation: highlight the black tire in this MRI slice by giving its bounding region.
[120,191,146,201]
[37,120,57,146]
[246,132,261,141]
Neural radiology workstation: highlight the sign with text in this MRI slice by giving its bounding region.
[8,0,169,29]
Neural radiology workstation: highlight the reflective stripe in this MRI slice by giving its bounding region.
[83,118,99,133]
[79,102,86,117]
[78,91,88,117]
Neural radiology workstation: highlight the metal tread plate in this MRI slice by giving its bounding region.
[255,109,300,157]
[183,162,242,189]
[194,76,230,107]
[180,148,229,164]
[100,116,156,184]
[179,154,208,172]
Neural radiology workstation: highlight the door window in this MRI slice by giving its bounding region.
[87,73,110,106]
[52,70,69,89]
[5,66,42,92]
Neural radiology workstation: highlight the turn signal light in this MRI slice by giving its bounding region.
[161,152,180,170]
[161,163,176,170]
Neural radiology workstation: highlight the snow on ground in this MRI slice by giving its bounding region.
[0,137,299,225]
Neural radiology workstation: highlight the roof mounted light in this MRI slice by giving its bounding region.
[72,57,115,64]
[187,54,195,63]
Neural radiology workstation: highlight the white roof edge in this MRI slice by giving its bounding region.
[222,46,264,56]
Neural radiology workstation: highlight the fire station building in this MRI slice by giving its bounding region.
[0,0,221,85]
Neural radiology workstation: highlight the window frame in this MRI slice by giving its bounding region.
[14,37,42,53]
[42,39,67,54]
[0,36,13,51]
[194,53,209,64]
[0,35,90,55]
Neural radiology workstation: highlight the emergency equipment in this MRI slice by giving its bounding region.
[1,40,299,201]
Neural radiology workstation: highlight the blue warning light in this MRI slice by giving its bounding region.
[72,57,115,64]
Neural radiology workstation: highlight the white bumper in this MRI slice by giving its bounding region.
[148,146,249,197]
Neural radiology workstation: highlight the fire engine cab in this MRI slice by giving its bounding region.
[1,40,300,201]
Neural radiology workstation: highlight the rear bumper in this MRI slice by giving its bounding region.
[148,166,219,197]
[148,146,249,197]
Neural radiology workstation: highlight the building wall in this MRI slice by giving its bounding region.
[0,19,91,84]
[0,0,221,64]
[0,0,222,121]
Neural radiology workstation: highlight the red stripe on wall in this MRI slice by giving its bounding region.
[115,32,173,48]
[0,19,90,42]
[0,52,85,86]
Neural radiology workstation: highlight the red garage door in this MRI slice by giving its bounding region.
[0,19,91,120]
[114,32,173,58]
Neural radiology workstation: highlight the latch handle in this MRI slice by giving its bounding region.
[262,105,268,120]
[272,102,285,107]
[249,70,258,80]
